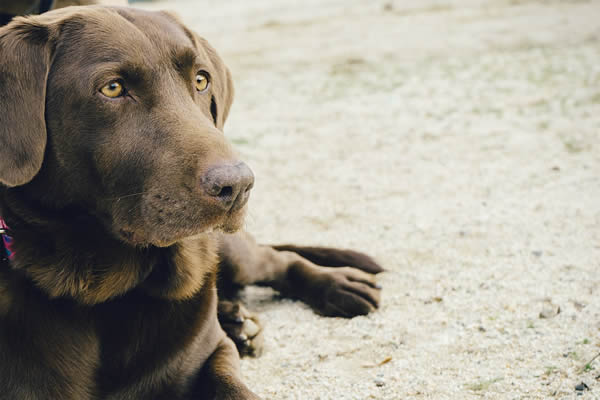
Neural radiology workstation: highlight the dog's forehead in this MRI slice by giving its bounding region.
[60,7,194,63]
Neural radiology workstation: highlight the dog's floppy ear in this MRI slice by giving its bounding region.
[0,16,57,187]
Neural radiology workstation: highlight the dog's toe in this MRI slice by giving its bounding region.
[298,266,382,318]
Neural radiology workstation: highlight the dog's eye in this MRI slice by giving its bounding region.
[195,72,210,92]
[100,81,125,98]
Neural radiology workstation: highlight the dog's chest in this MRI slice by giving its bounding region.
[94,287,219,392]
[0,281,218,399]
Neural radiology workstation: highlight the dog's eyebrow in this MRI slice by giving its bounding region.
[172,47,198,72]
[91,62,151,88]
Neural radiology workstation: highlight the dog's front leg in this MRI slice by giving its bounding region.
[217,232,381,317]
[199,337,261,400]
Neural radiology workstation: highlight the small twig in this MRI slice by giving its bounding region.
[581,352,600,373]
[361,356,392,368]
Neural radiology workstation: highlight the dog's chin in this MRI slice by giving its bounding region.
[216,209,247,234]
[117,207,247,248]
[117,227,208,248]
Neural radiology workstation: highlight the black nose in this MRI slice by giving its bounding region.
[201,162,254,211]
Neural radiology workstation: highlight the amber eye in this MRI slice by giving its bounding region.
[100,81,125,98]
[195,72,210,92]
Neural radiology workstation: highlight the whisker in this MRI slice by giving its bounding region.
[104,191,149,201]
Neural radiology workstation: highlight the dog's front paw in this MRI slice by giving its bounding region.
[294,265,381,317]
[218,301,264,357]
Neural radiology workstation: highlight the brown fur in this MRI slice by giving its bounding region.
[0,5,381,399]
[272,244,384,274]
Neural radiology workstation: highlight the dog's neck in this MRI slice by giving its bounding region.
[0,188,218,305]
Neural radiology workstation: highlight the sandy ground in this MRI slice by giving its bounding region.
[133,1,600,398]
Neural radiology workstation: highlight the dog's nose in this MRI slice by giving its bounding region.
[201,162,254,211]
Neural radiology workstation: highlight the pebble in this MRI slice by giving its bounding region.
[574,382,589,392]
[539,303,560,319]
[374,376,386,387]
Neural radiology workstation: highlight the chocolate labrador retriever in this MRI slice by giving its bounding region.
[0,5,382,399]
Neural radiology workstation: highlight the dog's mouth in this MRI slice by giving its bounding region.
[116,202,248,247]
[110,161,253,247]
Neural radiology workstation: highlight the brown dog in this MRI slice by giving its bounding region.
[0,5,381,399]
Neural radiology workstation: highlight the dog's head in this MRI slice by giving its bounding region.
[0,6,253,247]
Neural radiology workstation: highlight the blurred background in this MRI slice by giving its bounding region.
[140,1,599,399]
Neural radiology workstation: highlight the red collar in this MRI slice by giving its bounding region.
[0,218,14,260]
